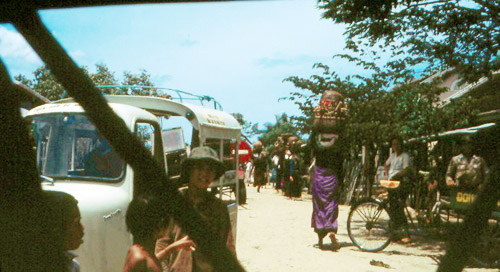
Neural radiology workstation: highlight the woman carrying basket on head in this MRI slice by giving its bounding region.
[310,90,348,249]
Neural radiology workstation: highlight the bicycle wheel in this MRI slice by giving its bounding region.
[470,221,500,268]
[347,199,392,252]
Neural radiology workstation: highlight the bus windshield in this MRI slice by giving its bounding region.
[31,114,124,181]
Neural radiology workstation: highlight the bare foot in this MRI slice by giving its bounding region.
[329,233,340,249]
[317,238,324,249]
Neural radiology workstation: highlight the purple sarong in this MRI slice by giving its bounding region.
[311,165,339,233]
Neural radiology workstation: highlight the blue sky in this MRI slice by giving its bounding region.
[0,0,365,131]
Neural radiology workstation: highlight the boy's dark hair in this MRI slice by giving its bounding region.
[43,191,79,233]
[126,196,165,241]
[42,191,79,251]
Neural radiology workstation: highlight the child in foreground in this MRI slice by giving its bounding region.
[43,190,85,272]
[123,196,195,272]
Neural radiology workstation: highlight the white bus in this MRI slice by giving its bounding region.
[26,95,242,272]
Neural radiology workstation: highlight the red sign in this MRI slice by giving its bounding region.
[231,140,252,163]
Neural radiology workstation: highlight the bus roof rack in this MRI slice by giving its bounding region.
[95,85,223,110]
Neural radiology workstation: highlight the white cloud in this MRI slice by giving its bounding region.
[0,25,40,63]
[69,50,86,57]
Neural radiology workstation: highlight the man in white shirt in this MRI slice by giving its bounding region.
[384,136,412,243]
[385,139,411,180]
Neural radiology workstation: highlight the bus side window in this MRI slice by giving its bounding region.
[135,122,155,154]
[134,121,165,196]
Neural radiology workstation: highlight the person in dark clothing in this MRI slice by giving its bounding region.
[252,141,268,193]
[310,131,344,248]
[43,191,85,272]
[155,147,236,272]
[272,138,285,193]
[284,136,302,199]
[310,90,348,249]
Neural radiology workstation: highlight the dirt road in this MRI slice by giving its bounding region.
[236,186,497,272]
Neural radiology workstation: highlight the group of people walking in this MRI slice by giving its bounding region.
[250,136,303,200]
[246,130,343,249]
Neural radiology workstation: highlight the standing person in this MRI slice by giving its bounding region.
[252,141,268,193]
[310,90,348,249]
[384,136,413,243]
[273,138,285,193]
[270,150,280,189]
[284,136,302,200]
[155,146,236,272]
[446,135,489,191]
[43,191,85,272]
[283,141,293,199]
[310,131,344,249]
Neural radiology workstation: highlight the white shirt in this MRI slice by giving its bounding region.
[385,152,411,179]
[272,155,280,166]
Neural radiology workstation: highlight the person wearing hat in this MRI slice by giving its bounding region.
[446,135,489,191]
[155,146,236,272]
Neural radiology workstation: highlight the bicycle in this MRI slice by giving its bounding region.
[347,180,500,268]
[346,179,407,252]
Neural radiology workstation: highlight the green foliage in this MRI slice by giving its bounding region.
[283,58,477,151]
[88,63,119,94]
[283,1,492,149]
[258,113,300,148]
[318,0,499,83]
[121,69,157,96]
[15,65,65,101]
[231,113,259,138]
[15,64,159,100]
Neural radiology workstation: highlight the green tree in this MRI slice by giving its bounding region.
[318,0,499,83]
[15,65,65,101]
[121,69,157,96]
[15,64,155,100]
[231,113,259,138]
[258,113,300,148]
[89,63,119,94]
[284,60,474,149]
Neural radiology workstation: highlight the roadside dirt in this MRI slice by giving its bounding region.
[236,186,498,272]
